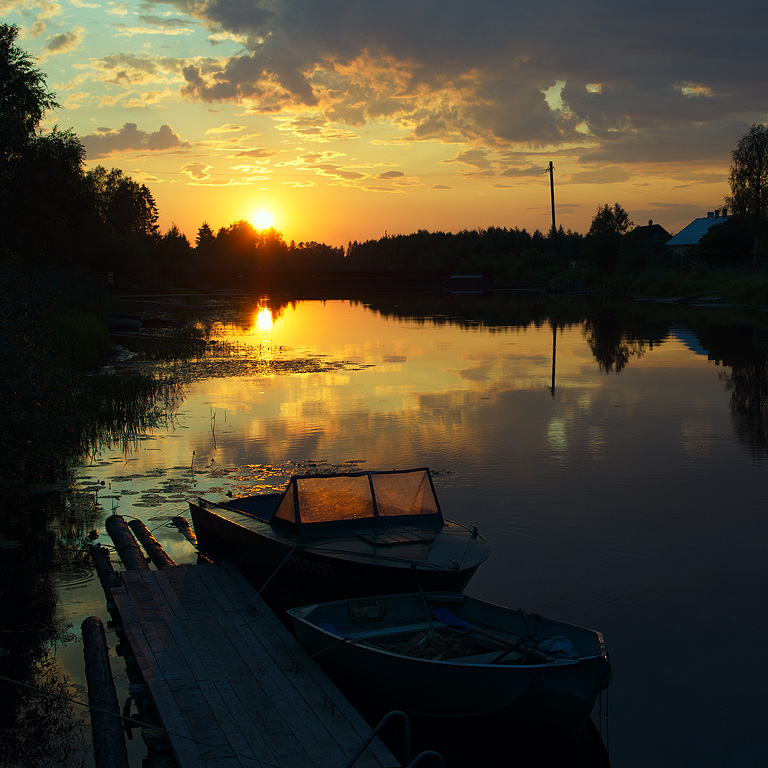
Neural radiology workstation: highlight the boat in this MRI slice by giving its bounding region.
[189,468,490,605]
[287,591,611,734]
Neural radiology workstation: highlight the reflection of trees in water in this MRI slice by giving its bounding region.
[74,370,185,457]
[0,491,101,767]
[695,324,768,457]
[721,363,768,457]
[0,652,84,768]
[584,322,647,373]
[583,307,667,374]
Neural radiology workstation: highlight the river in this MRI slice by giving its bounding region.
[5,293,768,767]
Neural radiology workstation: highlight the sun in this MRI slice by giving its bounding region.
[250,209,274,230]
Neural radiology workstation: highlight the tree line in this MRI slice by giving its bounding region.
[2,21,768,292]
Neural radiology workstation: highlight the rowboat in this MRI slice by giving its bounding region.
[287,591,611,734]
[189,468,490,605]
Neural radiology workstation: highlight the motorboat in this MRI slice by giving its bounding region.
[190,468,490,605]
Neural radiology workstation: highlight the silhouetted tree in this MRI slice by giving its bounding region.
[0,27,95,263]
[215,219,258,269]
[87,166,159,238]
[196,221,215,251]
[584,203,633,273]
[0,24,58,160]
[2,127,94,262]
[727,124,768,220]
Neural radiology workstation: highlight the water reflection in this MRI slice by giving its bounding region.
[254,306,273,331]
[0,490,100,768]
[18,294,768,768]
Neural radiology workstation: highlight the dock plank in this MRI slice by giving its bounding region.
[112,562,398,768]
[194,564,392,768]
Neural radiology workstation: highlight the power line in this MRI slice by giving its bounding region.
[567,172,728,209]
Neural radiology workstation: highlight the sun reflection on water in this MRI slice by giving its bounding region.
[256,307,273,331]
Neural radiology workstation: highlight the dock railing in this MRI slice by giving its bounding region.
[343,710,444,768]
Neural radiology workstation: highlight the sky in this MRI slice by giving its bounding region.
[3,0,766,247]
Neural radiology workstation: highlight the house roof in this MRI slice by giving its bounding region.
[629,222,672,241]
[667,211,730,248]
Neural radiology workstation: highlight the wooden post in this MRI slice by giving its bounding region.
[105,515,149,571]
[128,518,176,569]
[548,161,556,233]
[81,616,130,768]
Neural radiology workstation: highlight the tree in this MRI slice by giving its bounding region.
[86,166,160,238]
[2,127,94,262]
[196,221,215,251]
[727,124,768,220]
[584,203,633,272]
[0,26,92,263]
[587,203,633,239]
[0,24,58,160]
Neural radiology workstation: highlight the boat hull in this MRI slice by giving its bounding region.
[190,500,487,605]
[288,592,611,735]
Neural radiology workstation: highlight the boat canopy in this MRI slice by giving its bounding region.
[271,468,444,538]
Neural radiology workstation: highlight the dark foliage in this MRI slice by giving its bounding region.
[727,124,768,220]
[0,24,58,160]
[693,214,768,263]
[344,226,581,285]
[583,203,633,273]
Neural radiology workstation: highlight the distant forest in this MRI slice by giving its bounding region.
[2,21,766,295]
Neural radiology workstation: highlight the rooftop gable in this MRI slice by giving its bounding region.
[667,210,730,248]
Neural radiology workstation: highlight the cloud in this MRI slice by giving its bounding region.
[44,26,83,56]
[181,162,211,181]
[82,123,190,159]
[376,171,404,180]
[157,0,768,165]
[444,150,493,169]
[137,14,196,30]
[85,53,189,88]
[205,124,246,134]
[230,148,277,159]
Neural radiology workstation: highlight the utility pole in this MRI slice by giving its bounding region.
[547,161,556,234]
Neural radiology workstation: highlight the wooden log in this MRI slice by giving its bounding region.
[81,616,130,768]
[170,516,197,546]
[90,543,122,599]
[128,518,176,569]
[105,514,149,571]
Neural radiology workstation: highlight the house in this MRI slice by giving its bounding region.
[666,209,731,254]
[628,220,672,242]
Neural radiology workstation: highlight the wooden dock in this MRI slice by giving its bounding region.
[110,561,398,768]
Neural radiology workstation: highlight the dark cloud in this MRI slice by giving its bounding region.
[164,0,768,162]
[82,123,190,159]
[46,28,83,54]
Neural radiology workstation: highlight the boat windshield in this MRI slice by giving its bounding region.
[272,468,442,535]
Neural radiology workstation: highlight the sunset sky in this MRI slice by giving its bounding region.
[4,0,765,247]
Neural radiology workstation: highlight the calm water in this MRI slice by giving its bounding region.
[47,296,768,766]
